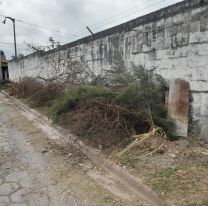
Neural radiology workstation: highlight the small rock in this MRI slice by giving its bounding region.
[98,144,103,150]
[41,149,48,154]
[67,153,72,158]
[177,169,189,177]
[27,141,33,145]
[167,153,176,158]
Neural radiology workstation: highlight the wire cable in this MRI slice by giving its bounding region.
[72,0,169,37]
[0,0,170,40]
[0,14,79,38]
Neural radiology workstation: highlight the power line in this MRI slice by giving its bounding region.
[2,20,189,57]
[90,0,153,28]
[72,0,169,37]
[0,14,79,38]
[0,20,68,46]
[16,19,79,38]
[92,0,168,31]
[0,0,183,55]
[0,0,173,40]
[70,0,152,37]
[0,41,22,45]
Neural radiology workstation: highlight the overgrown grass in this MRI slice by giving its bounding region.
[147,167,180,196]
[183,197,208,206]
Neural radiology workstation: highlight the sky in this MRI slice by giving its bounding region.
[0,0,183,59]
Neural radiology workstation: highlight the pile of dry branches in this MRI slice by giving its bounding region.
[113,127,167,163]
[59,100,151,148]
[9,78,63,107]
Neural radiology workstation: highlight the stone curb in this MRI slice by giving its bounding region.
[1,91,173,206]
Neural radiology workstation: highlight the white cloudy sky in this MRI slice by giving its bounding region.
[0,0,182,59]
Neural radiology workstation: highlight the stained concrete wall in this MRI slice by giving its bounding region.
[8,0,208,135]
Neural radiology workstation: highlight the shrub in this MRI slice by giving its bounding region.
[10,78,42,98]
[0,79,11,86]
[11,64,175,147]
[0,79,11,90]
[116,83,175,137]
[49,85,115,120]
[9,78,63,107]
[29,82,64,107]
[49,65,175,142]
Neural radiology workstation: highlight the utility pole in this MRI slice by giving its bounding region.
[2,17,17,59]
[86,26,94,36]
[86,26,94,70]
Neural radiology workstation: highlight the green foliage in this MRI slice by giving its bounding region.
[149,167,179,196]
[203,160,208,169]
[106,65,167,121]
[0,79,11,85]
[114,66,175,137]
[49,65,175,138]
[154,167,178,178]
[105,63,134,87]
[153,116,175,139]
[0,79,11,90]
[49,85,115,120]
[13,64,175,142]
[90,75,107,87]
[184,197,208,206]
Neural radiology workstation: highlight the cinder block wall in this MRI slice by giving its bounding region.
[8,0,208,134]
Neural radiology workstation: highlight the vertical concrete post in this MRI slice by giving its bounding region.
[168,79,190,137]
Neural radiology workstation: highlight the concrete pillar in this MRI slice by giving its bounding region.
[168,79,190,137]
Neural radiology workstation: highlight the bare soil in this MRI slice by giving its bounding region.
[0,93,148,206]
[3,90,208,206]
[119,137,208,206]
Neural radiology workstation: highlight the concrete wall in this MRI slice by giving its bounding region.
[8,0,208,134]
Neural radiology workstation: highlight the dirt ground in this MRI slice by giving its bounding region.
[2,91,208,206]
[119,136,208,206]
[0,93,150,206]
